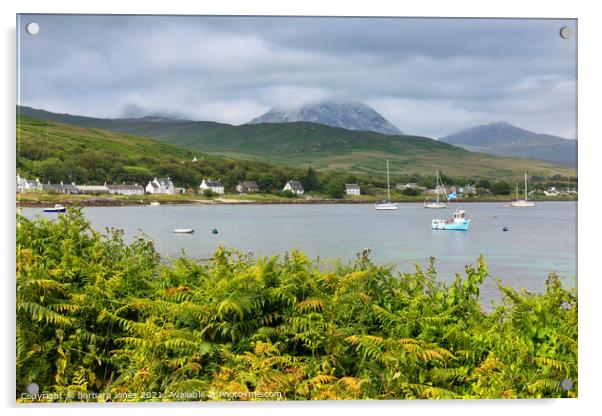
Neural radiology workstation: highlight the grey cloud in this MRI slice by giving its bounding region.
[17,14,576,138]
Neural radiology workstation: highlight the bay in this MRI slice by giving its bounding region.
[20,201,577,302]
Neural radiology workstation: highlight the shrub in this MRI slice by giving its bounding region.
[325,180,344,199]
[16,209,578,401]
[401,187,421,196]
[491,181,512,195]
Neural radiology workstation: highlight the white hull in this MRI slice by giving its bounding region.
[423,202,447,209]
[375,202,398,210]
[43,204,66,213]
[511,200,535,207]
[173,228,194,234]
[150,201,160,206]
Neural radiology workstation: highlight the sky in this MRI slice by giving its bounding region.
[17,15,577,139]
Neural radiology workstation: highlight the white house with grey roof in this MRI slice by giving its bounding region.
[145,177,175,194]
[199,179,224,195]
[236,181,260,194]
[16,175,42,193]
[345,183,361,195]
[283,180,304,195]
[107,184,145,195]
[42,181,79,194]
[76,184,109,194]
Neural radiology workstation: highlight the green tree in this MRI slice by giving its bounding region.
[491,181,511,195]
[325,180,344,199]
[301,166,321,192]
[478,179,491,190]
[401,187,421,196]
[256,173,277,192]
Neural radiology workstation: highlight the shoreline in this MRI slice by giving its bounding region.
[16,194,578,208]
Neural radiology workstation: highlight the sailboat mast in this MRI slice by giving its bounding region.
[386,160,391,201]
[524,172,528,201]
[435,171,439,203]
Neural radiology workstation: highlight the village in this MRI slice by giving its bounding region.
[16,174,576,202]
[16,175,313,197]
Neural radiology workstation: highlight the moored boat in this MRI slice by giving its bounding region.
[173,228,194,234]
[149,201,160,206]
[374,201,398,210]
[511,173,535,207]
[375,160,398,210]
[43,204,66,213]
[432,207,471,230]
[423,171,448,209]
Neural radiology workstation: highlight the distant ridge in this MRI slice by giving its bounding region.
[248,100,403,135]
[16,105,575,179]
[439,121,577,167]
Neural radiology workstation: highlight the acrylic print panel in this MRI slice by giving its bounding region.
[16,15,577,402]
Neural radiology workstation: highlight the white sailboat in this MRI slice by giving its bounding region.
[511,172,535,207]
[375,160,398,210]
[423,171,448,209]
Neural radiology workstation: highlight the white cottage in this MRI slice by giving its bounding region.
[236,181,260,194]
[345,183,361,196]
[16,175,42,193]
[76,185,110,194]
[145,177,175,194]
[283,180,304,195]
[199,179,224,195]
[107,184,145,195]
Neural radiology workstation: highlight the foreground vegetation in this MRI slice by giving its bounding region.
[16,210,577,401]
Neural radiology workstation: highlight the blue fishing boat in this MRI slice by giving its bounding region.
[432,207,471,230]
[43,204,66,213]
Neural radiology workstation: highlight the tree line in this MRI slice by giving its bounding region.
[17,115,576,199]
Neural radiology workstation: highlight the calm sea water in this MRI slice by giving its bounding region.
[20,202,577,301]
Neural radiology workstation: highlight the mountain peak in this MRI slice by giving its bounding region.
[439,121,576,167]
[248,100,403,135]
[440,122,545,146]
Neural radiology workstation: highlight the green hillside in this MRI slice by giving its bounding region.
[16,115,308,191]
[18,106,575,180]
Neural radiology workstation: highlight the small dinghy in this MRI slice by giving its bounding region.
[149,201,160,206]
[43,204,66,213]
[173,228,194,234]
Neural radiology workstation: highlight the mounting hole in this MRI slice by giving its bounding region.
[559,26,572,39]
[26,22,40,35]
[25,382,39,395]
[560,378,573,391]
